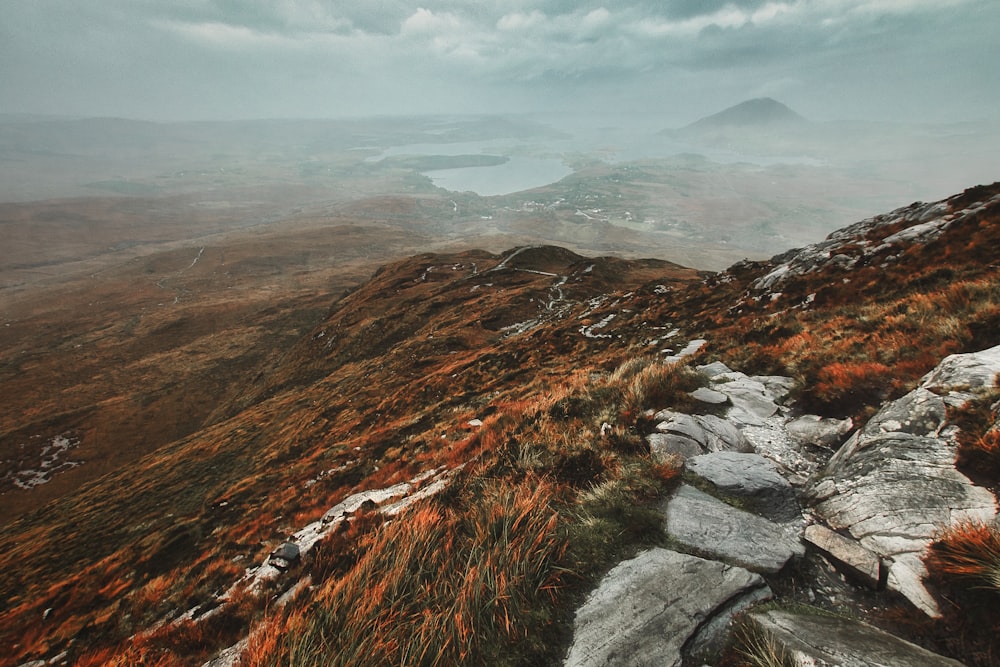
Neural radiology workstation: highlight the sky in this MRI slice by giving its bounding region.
[2,0,999,124]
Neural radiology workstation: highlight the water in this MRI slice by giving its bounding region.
[427,156,573,196]
[363,119,825,196]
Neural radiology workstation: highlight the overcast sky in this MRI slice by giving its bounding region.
[2,0,998,124]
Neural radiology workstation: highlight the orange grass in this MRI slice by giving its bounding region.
[244,476,569,666]
[927,521,1000,591]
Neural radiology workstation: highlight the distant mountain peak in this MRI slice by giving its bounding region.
[684,98,807,131]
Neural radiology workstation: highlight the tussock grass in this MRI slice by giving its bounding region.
[723,275,1000,418]
[732,622,795,667]
[239,355,687,666]
[927,521,1000,592]
[244,477,568,666]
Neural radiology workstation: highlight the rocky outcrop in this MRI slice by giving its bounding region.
[571,345,1000,664]
[746,608,965,667]
[750,190,1000,294]
[663,485,804,574]
[564,548,771,667]
[649,410,752,461]
[684,451,800,523]
[807,345,1000,616]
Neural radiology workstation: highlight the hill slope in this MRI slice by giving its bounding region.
[0,183,998,666]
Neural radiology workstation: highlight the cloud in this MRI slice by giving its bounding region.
[0,0,997,121]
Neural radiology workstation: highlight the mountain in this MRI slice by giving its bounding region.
[1,183,999,666]
[682,97,808,132]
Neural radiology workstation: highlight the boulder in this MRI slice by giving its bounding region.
[857,387,946,438]
[807,351,1000,616]
[746,608,964,667]
[684,452,801,523]
[803,524,881,589]
[920,344,1000,392]
[564,548,770,667]
[649,411,752,462]
[648,432,703,461]
[663,485,804,573]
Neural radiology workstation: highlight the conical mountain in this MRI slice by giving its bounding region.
[683,97,807,131]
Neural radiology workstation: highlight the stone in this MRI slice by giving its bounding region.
[804,524,881,589]
[663,485,804,573]
[689,387,729,405]
[920,344,1000,393]
[712,376,780,418]
[785,414,853,448]
[684,452,800,523]
[648,432,703,461]
[886,553,943,618]
[650,412,752,461]
[696,361,733,378]
[564,548,770,667]
[755,375,796,404]
[858,387,946,438]
[807,368,998,616]
[747,608,965,667]
[696,415,754,453]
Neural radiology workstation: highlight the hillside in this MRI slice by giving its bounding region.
[1,183,999,666]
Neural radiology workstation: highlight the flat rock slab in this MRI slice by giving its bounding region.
[663,485,804,573]
[684,452,800,523]
[564,548,769,667]
[804,524,881,588]
[712,376,780,418]
[747,608,965,667]
[689,387,729,405]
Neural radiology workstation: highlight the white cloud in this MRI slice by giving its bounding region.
[401,7,463,35]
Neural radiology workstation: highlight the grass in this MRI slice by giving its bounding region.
[927,521,1000,592]
[732,622,795,667]
[237,356,688,666]
[244,477,570,666]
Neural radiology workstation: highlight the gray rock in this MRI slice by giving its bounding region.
[804,524,881,589]
[650,412,752,462]
[858,387,946,438]
[886,553,944,620]
[696,361,733,378]
[712,376,780,418]
[746,608,964,667]
[755,375,796,404]
[697,415,754,453]
[648,432,703,461]
[684,452,801,523]
[807,381,998,616]
[663,485,805,573]
[689,387,729,405]
[655,412,709,441]
[920,344,1000,392]
[564,548,770,667]
[785,414,853,448]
